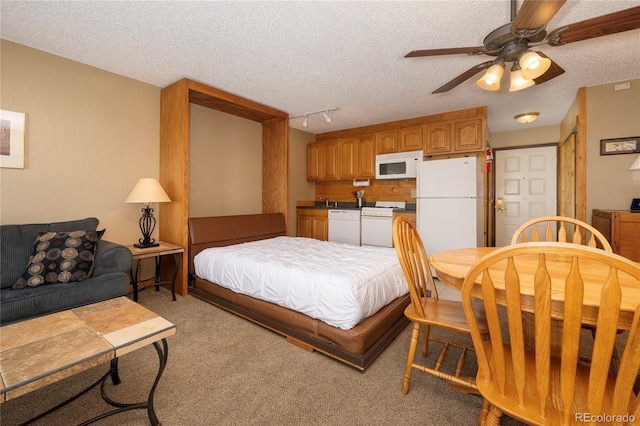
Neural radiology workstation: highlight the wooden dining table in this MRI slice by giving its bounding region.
[430,247,640,331]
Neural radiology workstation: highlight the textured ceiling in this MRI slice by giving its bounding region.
[1,0,639,134]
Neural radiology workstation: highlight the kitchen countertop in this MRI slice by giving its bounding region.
[296,202,416,212]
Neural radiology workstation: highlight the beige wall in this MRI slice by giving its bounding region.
[586,78,640,220]
[288,128,316,235]
[188,104,263,218]
[0,40,160,245]
[490,124,560,149]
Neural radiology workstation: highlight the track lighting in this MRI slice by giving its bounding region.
[477,62,505,91]
[519,51,551,80]
[290,107,338,128]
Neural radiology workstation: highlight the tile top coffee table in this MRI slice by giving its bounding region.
[0,296,176,425]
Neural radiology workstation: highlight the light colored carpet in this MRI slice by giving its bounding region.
[1,288,528,426]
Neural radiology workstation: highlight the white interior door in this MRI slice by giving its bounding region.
[494,146,557,246]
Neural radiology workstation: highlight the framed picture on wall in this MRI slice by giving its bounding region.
[600,136,640,156]
[0,109,26,169]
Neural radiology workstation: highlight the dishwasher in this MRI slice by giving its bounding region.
[328,209,361,245]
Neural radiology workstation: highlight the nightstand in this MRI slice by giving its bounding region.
[126,241,184,302]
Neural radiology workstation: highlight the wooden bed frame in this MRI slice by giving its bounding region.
[187,213,410,370]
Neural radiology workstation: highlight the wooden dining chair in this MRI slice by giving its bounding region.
[512,215,618,369]
[461,242,640,425]
[392,216,489,395]
[511,215,612,251]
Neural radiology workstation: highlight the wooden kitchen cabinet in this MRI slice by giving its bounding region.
[307,142,324,180]
[376,131,399,154]
[357,135,376,178]
[424,122,452,155]
[592,209,640,262]
[393,211,416,227]
[399,126,424,152]
[453,118,484,153]
[323,139,340,180]
[297,208,328,241]
[339,138,357,179]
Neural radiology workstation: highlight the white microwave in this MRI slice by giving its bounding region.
[375,150,423,179]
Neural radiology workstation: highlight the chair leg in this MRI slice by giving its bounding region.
[478,399,490,426]
[485,404,503,426]
[422,324,431,357]
[402,322,420,395]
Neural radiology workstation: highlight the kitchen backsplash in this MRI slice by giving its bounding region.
[315,179,416,203]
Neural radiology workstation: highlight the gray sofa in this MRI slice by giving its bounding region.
[1,217,132,324]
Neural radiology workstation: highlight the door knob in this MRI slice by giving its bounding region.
[496,198,505,213]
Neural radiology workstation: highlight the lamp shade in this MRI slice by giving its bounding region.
[509,69,535,92]
[519,51,551,80]
[125,178,171,204]
[476,64,504,91]
[630,154,640,171]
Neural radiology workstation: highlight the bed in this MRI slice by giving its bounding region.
[188,213,411,370]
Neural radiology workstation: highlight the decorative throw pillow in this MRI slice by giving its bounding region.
[13,229,105,289]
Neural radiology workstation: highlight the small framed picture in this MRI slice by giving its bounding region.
[600,136,640,156]
[0,109,26,169]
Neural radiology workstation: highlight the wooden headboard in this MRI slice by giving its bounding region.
[188,213,286,275]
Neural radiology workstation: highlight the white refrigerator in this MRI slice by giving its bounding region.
[416,157,484,258]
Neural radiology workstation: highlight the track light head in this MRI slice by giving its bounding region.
[302,116,308,128]
[323,111,332,123]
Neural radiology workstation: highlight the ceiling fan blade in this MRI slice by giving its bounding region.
[533,52,565,85]
[432,61,493,94]
[512,0,566,32]
[405,47,484,58]
[547,5,640,46]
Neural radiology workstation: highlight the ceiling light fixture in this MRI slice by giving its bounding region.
[514,112,540,124]
[509,63,535,92]
[477,61,505,91]
[519,51,551,80]
[291,107,338,128]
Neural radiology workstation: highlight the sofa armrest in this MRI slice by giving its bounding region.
[92,240,133,277]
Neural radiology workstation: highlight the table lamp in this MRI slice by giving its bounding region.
[125,178,171,248]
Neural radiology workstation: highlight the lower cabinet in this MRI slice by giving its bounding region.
[592,209,640,262]
[296,208,328,241]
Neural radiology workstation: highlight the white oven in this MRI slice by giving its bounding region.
[360,201,406,248]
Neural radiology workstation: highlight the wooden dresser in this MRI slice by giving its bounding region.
[592,209,640,262]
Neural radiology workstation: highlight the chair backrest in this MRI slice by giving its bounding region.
[393,216,439,317]
[511,216,612,251]
[461,242,640,424]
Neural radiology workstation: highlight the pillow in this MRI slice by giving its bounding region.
[13,229,105,289]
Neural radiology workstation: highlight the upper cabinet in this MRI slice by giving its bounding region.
[399,126,424,152]
[310,106,486,181]
[453,118,484,153]
[424,122,452,155]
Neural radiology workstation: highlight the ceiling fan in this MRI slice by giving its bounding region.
[406,0,640,94]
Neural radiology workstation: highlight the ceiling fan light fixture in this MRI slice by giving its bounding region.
[519,51,551,80]
[477,63,505,91]
[509,68,535,92]
[514,112,540,124]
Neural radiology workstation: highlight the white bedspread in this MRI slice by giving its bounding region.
[194,236,408,330]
